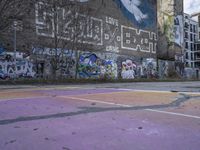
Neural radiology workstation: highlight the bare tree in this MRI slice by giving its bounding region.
[0,0,35,34]
[35,0,103,79]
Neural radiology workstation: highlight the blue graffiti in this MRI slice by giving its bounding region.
[0,45,5,55]
[79,53,100,78]
[115,0,156,29]
[78,53,117,79]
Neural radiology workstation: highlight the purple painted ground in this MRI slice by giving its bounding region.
[0,88,200,150]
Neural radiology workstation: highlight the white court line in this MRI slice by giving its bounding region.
[116,89,173,93]
[0,96,49,102]
[146,109,200,119]
[60,96,131,107]
[60,96,200,119]
[115,88,200,95]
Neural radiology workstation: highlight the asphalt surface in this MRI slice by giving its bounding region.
[0,82,200,150]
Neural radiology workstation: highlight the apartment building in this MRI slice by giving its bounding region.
[194,15,200,73]
[184,13,200,78]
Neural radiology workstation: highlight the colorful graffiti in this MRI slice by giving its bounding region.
[121,59,137,79]
[0,55,35,79]
[142,58,157,78]
[159,60,169,78]
[32,48,76,78]
[78,53,117,79]
[59,55,76,78]
[0,45,5,55]
[115,0,156,28]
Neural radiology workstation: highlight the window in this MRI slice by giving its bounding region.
[186,62,189,67]
[191,53,194,60]
[198,16,200,26]
[197,43,200,51]
[17,66,21,71]
[185,22,189,29]
[194,44,196,51]
[190,34,193,41]
[191,62,194,68]
[186,52,188,59]
[185,32,188,39]
[190,24,193,32]
[199,32,200,39]
[193,25,196,33]
[191,43,193,51]
[185,42,188,49]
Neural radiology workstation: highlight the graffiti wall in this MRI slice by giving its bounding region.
[35,1,157,55]
[78,52,118,79]
[32,48,76,78]
[117,56,157,79]
[0,53,35,79]
[142,58,157,78]
[158,60,177,78]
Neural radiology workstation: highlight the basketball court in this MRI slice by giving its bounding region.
[0,84,200,150]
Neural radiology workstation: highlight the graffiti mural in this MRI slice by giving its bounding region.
[32,48,76,78]
[142,58,157,78]
[0,54,35,79]
[59,51,76,78]
[115,0,156,28]
[174,15,184,46]
[0,45,5,55]
[159,60,169,78]
[78,53,117,79]
[121,59,137,79]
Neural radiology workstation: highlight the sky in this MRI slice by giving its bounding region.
[184,0,200,14]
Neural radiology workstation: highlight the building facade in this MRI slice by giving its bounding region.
[0,0,189,80]
[184,13,200,78]
[0,0,158,79]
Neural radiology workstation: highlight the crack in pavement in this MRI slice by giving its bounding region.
[0,93,199,125]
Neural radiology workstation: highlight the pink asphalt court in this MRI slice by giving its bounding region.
[0,88,200,150]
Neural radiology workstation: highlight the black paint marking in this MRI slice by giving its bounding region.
[0,94,199,125]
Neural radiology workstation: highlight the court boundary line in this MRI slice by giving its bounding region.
[59,96,200,119]
[0,96,49,102]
